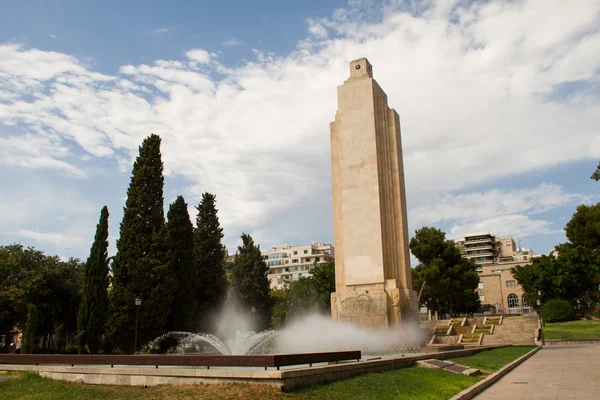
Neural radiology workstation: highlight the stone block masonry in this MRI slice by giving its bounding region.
[330,57,418,327]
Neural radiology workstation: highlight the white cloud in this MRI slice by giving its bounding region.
[448,214,560,240]
[150,27,169,34]
[15,229,88,247]
[0,133,84,176]
[0,0,599,257]
[222,39,241,47]
[410,183,585,228]
[49,34,57,39]
[410,183,589,240]
[185,49,212,64]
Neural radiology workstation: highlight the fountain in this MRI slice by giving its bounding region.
[143,330,277,355]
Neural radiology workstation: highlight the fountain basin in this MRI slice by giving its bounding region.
[0,351,361,369]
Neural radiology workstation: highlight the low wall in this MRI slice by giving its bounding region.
[544,338,600,346]
[1,345,508,391]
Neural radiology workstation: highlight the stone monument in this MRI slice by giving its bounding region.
[330,58,418,328]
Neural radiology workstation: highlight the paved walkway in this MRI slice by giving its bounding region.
[476,345,600,400]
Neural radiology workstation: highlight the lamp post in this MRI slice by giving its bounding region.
[537,290,545,345]
[134,297,141,354]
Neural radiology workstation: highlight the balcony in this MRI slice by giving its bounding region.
[465,251,494,258]
[464,237,493,245]
[463,244,493,251]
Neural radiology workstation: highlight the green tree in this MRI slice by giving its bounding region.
[231,234,270,331]
[0,245,83,351]
[565,203,600,252]
[409,227,480,316]
[165,195,197,332]
[270,261,336,328]
[194,192,227,331]
[22,304,40,354]
[107,134,175,353]
[591,161,600,181]
[513,244,600,309]
[77,206,110,353]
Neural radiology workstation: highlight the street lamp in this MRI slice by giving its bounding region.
[134,298,142,354]
[537,291,545,345]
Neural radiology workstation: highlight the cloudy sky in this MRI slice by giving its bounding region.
[0,0,598,262]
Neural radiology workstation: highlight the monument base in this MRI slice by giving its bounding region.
[331,284,418,328]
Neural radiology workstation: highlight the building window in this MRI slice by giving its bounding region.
[293,251,297,255]
[506,280,516,288]
[315,257,320,262]
[479,295,485,302]
[303,250,308,254]
[478,283,484,289]
[506,241,511,246]
[292,259,298,263]
[523,256,528,260]
[522,294,528,306]
[508,293,520,313]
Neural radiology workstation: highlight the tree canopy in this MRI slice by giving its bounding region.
[107,134,175,353]
[231,233,271,331]
[410,227,480,316]
[0,244,83,352]
[513,202,600,310]
[591,161,600,181]
[165,196,196,332]
[270,261,335,328]
[77,206,110,354]
[194,192,227,332]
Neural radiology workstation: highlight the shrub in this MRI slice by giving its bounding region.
[542,299,576,323]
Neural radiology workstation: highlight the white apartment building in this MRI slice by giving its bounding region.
[262,242,334,289]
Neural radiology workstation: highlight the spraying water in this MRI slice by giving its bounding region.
[145,293,425,355]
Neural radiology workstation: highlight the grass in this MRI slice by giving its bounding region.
[449,346,536,372]
[0,372,286,400]
[0,368,480,400]
[294,366,480,400]
[543,320,600,340]
[0,346,536,400]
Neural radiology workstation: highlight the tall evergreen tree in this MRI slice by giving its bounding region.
[231,233,271,331]
[165,196,196,332]
[77,206,110,353]
[107,134,175,353]
[22,304,40,354]
[194,192,227,331]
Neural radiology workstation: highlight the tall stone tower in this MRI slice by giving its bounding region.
[330,58,418,327]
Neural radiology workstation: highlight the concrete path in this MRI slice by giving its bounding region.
[476,345,600,400]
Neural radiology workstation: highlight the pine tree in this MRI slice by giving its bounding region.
[22,304,40,354]
[77,206,110,353]
[231,233,271,331]
[107,134,175,353]
[194,193,227,332]
[165,196,196,332]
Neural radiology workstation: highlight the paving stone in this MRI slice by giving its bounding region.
[475,346,600,399]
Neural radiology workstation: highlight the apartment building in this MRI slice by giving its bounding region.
[457,232,535,314]
[262,242,334,289]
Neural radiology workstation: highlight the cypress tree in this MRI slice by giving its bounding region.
[194,193,227,332]
[107,134,175,353]
[231,233,271,331]
[77,205,110,353]
[22,304,40,354]
[165,196,196,332]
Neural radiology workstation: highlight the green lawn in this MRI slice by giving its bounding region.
[0,346,536,400]
[294,366,480,400]
[543,320,600,340]
[449,346,536,372]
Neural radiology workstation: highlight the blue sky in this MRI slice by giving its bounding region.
[0,0,598,262]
